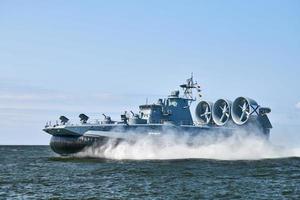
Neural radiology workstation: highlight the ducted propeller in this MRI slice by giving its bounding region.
[212,99,231,126]
[195,101,213,125]
[231,97,258,125]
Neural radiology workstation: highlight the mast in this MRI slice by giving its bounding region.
[180,73,202,102]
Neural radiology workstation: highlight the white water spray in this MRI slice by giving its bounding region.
[76,129,300,160]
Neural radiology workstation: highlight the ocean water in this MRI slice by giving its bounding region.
[0,146,300,199]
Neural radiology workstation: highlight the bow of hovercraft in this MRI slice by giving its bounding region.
[43,124,84,155]
[43,123,117,155]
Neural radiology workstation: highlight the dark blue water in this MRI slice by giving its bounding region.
[0,146,299,199]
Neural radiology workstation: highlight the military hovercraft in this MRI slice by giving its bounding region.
[43,76,272,155]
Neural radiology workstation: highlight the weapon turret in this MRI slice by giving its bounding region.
[59,116,69,125]
[79,113,89,124]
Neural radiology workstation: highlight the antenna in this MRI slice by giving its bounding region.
[180,73,202,101]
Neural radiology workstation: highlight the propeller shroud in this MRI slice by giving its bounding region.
[195,101,213,125]
[231,97,258,125]
[212,99,232,126]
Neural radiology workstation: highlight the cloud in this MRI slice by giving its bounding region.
[0,81,163,131]
[0,89,120,104]
[296,102,300,109]
[92,93,120,101]
[0,88,133,121]
[0,93,69,101]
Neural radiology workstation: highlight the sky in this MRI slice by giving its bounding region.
[0,0,299,145]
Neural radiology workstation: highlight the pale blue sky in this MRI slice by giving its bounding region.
[0,0,299,145]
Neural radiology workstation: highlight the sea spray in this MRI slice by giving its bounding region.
[76,130,300,160]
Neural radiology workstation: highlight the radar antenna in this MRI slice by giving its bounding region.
[180,73,202,101]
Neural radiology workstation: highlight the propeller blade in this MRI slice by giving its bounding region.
[205,114,209,122]
[201,112,211,117]
[220,113,225,122]
[243,102,248,110]
[240,111,246,121]
[223,105,228,113]
[205,106,209,113]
